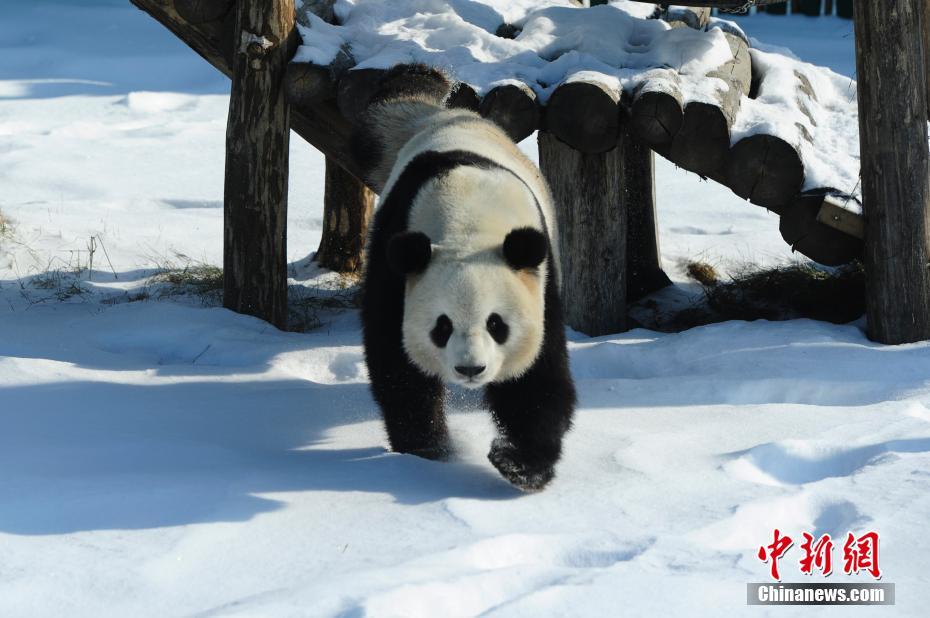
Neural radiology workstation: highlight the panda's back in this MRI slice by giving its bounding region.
[381,110,560,274]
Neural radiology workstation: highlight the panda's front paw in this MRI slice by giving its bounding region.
[488,438,555,492]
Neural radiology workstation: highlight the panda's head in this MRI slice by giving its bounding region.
[388,226,549,389]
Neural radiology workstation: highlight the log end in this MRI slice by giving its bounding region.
[479,82,540,143]
[779,192,863,266]
[725,134,805,209]
[630,90,683,147]
[545,80,621,153]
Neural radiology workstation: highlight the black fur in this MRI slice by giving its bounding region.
[350,64,451,188]
[368,64,451,108]
[362,149,575,489]
[484,246,575,491]
[386,231,432,275]
[503,227,548,270]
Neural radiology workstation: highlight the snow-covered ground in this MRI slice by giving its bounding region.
[2,3,928,616]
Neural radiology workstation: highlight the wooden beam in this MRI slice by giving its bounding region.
[854,0,930,343]
[223,0,295,329]
[130,0,370,191]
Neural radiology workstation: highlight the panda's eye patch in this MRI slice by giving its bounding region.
[430,314,453,348]
[486,313,509,344]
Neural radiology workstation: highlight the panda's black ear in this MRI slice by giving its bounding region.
[503,227,547,270]
[387,231,432,276]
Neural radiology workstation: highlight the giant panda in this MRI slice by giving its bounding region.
[355,66,576,491]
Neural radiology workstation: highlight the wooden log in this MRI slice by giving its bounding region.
[480,82,540,143]
[448,82,481,111]
[625,136,672,301]
[545,76,621,153]
[724,134,805,210]
[630,69,683,147]
[174,0,234,25]
[130,0,368,191]
[223,0,295,329]
[315,157,375,273]
[779,192,863,266]
[923,0,930,120]
[854,0,930,344]
[664,7,711,29]
[538,131,627,335]
[668,33,750,177]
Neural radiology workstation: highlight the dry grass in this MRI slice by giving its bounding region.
[149,260,224,303]
[669,260,866,329]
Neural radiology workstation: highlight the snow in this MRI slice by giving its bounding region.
[295,0,862,200]
[2,3,928,617]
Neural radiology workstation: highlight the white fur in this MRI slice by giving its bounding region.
[374,101,558,387]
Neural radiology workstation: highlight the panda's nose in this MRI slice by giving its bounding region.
[455,365,486,378]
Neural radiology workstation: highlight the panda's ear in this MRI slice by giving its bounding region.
[387,231,432,276]
[503,227,547,270]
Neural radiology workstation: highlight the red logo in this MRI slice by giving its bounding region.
[757,530,882,580]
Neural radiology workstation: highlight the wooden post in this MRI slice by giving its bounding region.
[223,0,295,329]
[315,158,375,273]
[923,0,930,120]
[854,0,930,343]
[539,128,665,336]
[625,139,672,302]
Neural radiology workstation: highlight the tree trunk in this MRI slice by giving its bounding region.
[539,129,668,336]
[315,157,375,273]
[223,0,295,329]
[854,0,930,343]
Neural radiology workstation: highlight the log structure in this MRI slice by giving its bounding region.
[854,0,930,344]
[132,0,366,187]
[223,0,295,329]
[133,0,877,336]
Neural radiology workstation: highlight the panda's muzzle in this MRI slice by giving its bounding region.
[454,365,486,379]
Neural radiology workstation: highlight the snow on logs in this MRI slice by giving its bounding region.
[667,33,751,177]
[273,2,861,265]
